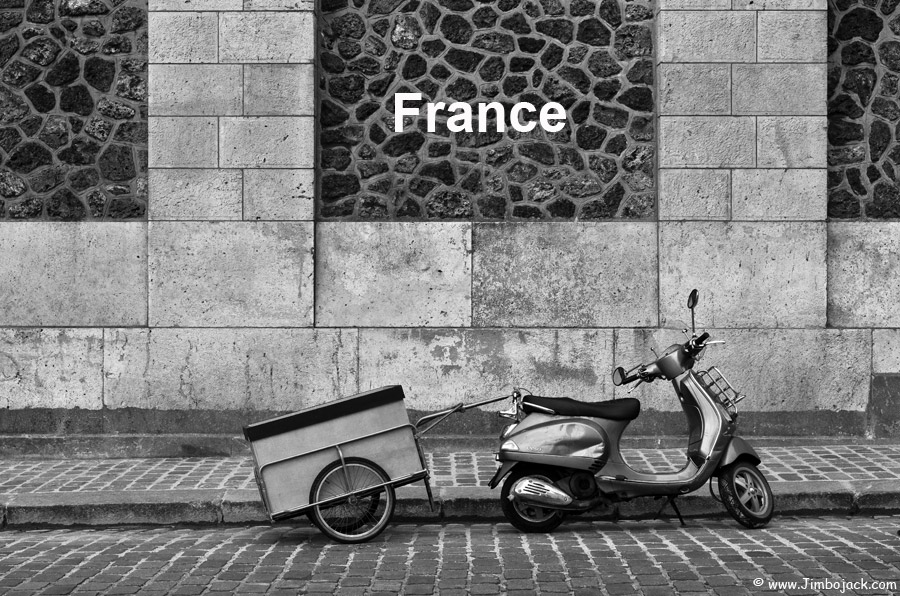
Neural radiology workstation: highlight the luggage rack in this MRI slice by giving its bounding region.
[697,367,746,417]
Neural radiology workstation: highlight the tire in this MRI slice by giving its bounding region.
[718,461,774,529]
[308,457,395,543]
[500,467,566,533]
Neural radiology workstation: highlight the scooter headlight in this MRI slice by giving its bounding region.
[501,439,519,451]
[500,423,518,439]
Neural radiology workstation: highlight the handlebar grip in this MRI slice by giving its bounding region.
[696,332,710,343]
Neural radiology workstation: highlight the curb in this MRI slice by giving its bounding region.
[3,482,899,528]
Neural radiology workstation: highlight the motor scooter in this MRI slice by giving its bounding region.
[489,289,774,532]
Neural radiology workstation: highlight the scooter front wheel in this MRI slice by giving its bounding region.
[500,467,566,533]
[718,461,774,529]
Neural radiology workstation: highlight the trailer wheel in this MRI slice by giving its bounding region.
[309,457,395,543]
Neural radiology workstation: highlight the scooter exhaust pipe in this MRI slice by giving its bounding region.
[511,478,613,512]
[510,478,574,507]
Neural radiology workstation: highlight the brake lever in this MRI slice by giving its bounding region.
[705,340,725,345]
[626,379,645,394]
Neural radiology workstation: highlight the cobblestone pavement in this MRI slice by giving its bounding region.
[2,445,899,493]
[0,517,898,595]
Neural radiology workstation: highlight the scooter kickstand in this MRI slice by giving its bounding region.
[655,496,686,527]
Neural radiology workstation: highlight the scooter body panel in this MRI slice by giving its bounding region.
[499,415,609,470]
[718,436,761,469]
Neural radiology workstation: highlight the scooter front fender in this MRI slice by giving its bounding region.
[718,436,761,470]
[488,461,517,489]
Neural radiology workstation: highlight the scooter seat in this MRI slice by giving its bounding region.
[522,395,641,421]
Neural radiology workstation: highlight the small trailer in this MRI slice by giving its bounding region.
[243,385,507,543]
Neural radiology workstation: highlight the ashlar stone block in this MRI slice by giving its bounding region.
[0,223,147,326]
[0,328,104,410]
[359,329,614,411]
[659,169,730,220]
[220,117,314,168]
[473,223,658,327]
[874,330,900,374]
[660,222,827,328]
[660,117,756,168]
[149,117,218,168]
[316,223,472,327]
[757,116,827,168]
[104,328,358,410]
[614,328,870,412]
[244,64,314,116]
[149,222,314,327]
[149,169,242,220]
[219,13,314,63]
[659,64,731,116]
[757,11,827,63]
[733,0,826,8]
[149,65,243,116]
[828,223,900,328]
[243,169,314,220]
[658,11,756,63]
[732,169,826,221]
[733,64,827,116]
[148,13,218,64]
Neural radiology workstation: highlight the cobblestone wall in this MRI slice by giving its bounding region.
[0,0,148,220]
[828,0,900,219]
[319,0,655,220]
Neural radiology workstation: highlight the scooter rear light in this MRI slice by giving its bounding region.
[501,439,519,451]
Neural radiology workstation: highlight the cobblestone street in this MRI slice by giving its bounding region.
[0,517,898,595]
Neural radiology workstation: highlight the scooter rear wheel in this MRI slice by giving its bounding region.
[718,461,774,529]
[500,467,566,533]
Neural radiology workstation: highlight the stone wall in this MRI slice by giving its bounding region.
[828,0,900,218]
[0,0,148,219]
[318,0,656,220]
[1,0,900,452]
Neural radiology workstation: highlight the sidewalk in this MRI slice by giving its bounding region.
[1,445,899,527]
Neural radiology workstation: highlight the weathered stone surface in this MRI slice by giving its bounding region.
[220,117,313,168]
[148,117,216,168]
[660,117,755,167]
[658,63,730,115]
[615,328,870,413]
[148,64,241,116]
[758,10,826,62]
[59,0,109,17]
[244,64,314,116]
[473,223,658,327]
[0,85,29,123]
[104,328,358,410]
[732,169,827,221]
[758,116,827,167]
[6,141,52,173]
[243,169,315,221]
[873,330,900,374]
[733,64,827,115]
[84,56,115,92]
[24,82,55,112]
[148,12,217,63]
[659,11,755,62]
[359,329,614,411]
[828,222,900,327]
[659,169,730,220]
[0,170,26,197]
[316,223,472,326]
[660,222,827,328]
[0,223,147,325]
[21,36,60,66]
[0,328,104,410]
[148,169,241,220]
[220,12,313,63]
[149,222,314,327]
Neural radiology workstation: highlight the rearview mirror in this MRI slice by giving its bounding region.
[687,289,699,310]
[612,367,626,386]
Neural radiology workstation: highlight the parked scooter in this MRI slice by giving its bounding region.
[490,289,774,531]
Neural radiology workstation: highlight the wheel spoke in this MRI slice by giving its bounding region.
[739,490,753,505]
